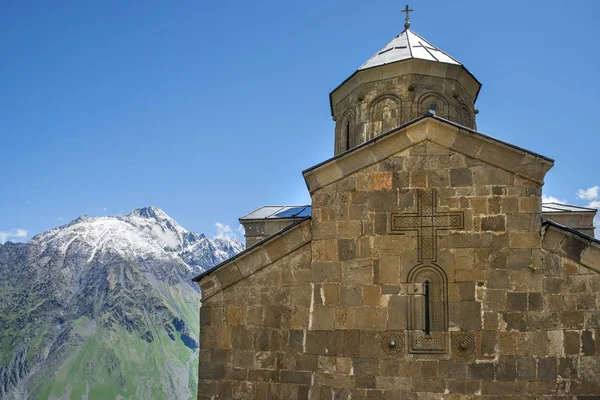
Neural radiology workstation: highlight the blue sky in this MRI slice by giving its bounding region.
[1,0,599,243]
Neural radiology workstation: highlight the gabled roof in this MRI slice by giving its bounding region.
[303,114,554,194]
[240,205,311,221]
[542,203,598,213]
[359,29,461,71]
[192,216,311,302]
[542,219,600,274]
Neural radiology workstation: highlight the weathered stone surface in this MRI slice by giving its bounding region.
[196,24,600,399]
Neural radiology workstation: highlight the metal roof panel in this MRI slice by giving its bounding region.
[358,29,461,71]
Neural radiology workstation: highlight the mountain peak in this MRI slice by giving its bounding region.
[129,206,171,221]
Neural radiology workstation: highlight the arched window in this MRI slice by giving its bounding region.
[407,264,448,354]
[460,105,473,128]
[418,92,447,118]
[336,110,354,154]
[369,95,401,139]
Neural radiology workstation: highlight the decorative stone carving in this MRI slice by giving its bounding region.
[381,333,403,355]
[390,189,464,262]
[368,95,402,139]
[452,332,475,357]
[407,264,448,354]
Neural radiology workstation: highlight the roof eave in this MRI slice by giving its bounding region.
[329,61,482,117]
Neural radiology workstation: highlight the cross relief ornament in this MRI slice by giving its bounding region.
[390,189,464,262]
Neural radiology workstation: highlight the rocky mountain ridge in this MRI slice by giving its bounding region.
[0,207,242,399]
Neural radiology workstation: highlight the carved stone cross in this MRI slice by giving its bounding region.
[390,189,464,262]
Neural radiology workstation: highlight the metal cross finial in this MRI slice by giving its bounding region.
[402,4,414,30]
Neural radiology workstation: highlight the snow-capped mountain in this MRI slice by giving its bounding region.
[32,206,243,273]
[0,207,242,400]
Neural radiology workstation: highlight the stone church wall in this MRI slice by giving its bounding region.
[198,130,600,398]
[198,233,317,399]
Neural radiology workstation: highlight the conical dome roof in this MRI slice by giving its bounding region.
[359,29,461,71]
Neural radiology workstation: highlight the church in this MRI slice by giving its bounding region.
[194,7,600,399]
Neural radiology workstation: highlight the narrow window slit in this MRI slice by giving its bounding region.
[424,280,431,335]
[345,119,351,150]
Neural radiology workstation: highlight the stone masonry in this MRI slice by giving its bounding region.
[196,117,600,399]
[195,21,600,400]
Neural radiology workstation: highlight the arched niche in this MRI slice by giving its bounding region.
[336,109,355,153]
[407,263,448,354]
[460,104,473,128]
[417,92,448,119]
[368,94,402,139]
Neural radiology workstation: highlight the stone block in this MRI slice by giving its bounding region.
[362,285,382,306]
[353,357,379,377]
[410,170,427,188]
[560,311,585,329]
[516,356,537,380]
[235,248,271,278]
[199,275,222,299]
[359,331,383,358]
[341,331,360,357]
[518,197,541,213]
[480,381,527,396]
[580,356,600,383]
[507,292,527,312]
[313,262,342,283]
[450,168,473,187]
[537,357,557,381]
[486,269,510,289]
[510,270,542,291]
[481,215,506,232]
[449,233,483,248]
[528,292,543,311]
[343,259,374,284]
[468,362,494,380]
[338,239,356,261]
[355,307,388,330]
[497,332,519,355]
[459,281,476,301]
[304,331,327,355]
[325,331,345,356]
[439,360,467,380]
[333,307,356,331]
[484,289,507,311]
[372,172,393,190]
[341,285,363,306]
[558,357,578,380]
[509,232,540,249]
[582,330,596,356]
[378,256,400,285]
[215,263,243,289]
[450,132,482,159]
[495,356,517,381]
[387,295,408,329]
[321,283,340,306]
[337,220,362,238]
[457,301,482,330]
[503,312,526,331]
[312,239,339,262]
[310,306,335,330]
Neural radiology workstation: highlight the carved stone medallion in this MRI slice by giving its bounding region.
[382,333,403,355]
[452,332,475,357]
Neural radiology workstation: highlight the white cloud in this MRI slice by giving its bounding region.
[542,195,567,204]
[586,200,600,209]
[215,222,244,242]
[577,186,599,201]
[0,229,28,244]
